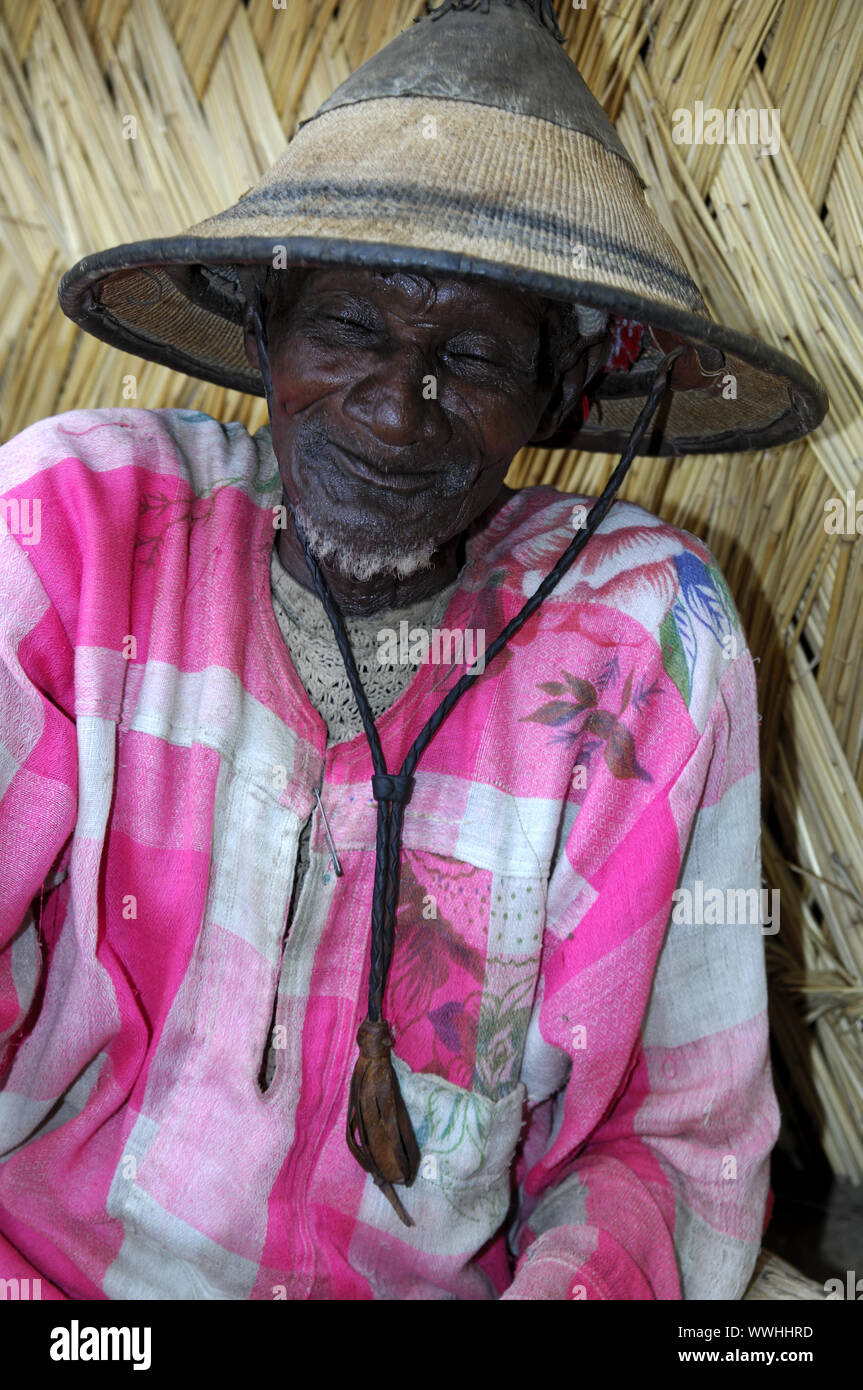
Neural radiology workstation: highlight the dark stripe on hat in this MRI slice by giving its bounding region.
[217,180,704,309]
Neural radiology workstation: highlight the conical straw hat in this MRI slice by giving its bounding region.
[57,0,826,455]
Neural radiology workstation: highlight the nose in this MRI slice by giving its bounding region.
[341,344,450,453]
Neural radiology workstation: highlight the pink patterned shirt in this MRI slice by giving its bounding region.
[0,407,778,1300]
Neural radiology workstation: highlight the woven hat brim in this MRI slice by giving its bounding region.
[57,97,827,455]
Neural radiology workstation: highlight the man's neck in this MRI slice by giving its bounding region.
[275,526,466,618]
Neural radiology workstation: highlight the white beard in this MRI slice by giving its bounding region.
[292,499,437,583]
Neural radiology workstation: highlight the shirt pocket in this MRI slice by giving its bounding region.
[383,1053,526,1247]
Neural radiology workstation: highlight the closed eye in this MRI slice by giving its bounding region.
[326,314,372,331]
[445,347,502,367]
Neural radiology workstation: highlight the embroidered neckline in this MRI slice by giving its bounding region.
[269,542,464,747]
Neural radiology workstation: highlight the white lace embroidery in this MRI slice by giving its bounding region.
[269,543,462,748]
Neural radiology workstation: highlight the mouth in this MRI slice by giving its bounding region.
[326,442,431,496]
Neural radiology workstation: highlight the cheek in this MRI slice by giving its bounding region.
[440,377,541,443]
[269,337,340,410]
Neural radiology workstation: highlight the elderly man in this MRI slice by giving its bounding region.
[0,0,824,1301]
[244,264,607,609]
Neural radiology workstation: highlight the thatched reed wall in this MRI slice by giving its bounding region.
[1,0,860,1179]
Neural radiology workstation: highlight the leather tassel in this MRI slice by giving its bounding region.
[346,1018,421,1227]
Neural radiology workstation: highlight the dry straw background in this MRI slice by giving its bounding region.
[0,0,861,1186]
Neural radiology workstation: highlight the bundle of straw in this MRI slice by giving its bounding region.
[0,0,860,1180]
[744,1248,834,1300]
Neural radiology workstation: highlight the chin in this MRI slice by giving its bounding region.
[293,498,439,583]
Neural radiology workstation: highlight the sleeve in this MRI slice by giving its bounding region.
[0,487,78,1081]
[0,1230,69,1300]
[501,641,780,1301]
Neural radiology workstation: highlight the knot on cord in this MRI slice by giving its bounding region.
[371,773,415,806]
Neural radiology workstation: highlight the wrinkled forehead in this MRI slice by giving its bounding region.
[264,264,547,333]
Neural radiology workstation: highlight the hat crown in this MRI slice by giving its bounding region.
[310,0,640,181]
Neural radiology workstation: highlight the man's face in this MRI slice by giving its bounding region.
[243,266,589,583]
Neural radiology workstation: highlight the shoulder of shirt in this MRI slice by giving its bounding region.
[469,482,750,720]
[473,482,725,596]
[0,406,279,504]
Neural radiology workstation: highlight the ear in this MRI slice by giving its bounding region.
[528,337,608,443]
